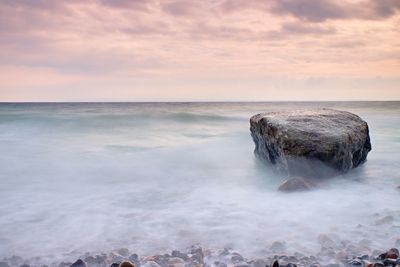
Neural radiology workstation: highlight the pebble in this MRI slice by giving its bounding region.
[119,261,136,267]
[171,251,188,261]
[117,249,130,258]
[70,259,87,267]
[231,253,244,263]
[2,245,400,267]
[142,261,161,267]
[375,216,394,225]
[214,262,227,267]
[386,248,399,259]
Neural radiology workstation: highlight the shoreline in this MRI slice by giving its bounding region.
[1,244,399,267]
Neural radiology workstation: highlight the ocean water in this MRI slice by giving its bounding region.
[0,102,399,262]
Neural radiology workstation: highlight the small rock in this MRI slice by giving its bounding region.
[386,248,399,259]
[382,259,397,267]
[117,249,130,257]
[84,255,107,267]
[168,258,184,265]
[111,264,119,267]
[59,262,73,267]
[9,256,24,266]
[375,216,394,225]
[348,259,363,266]
[335,250,349,262]
[231,253,244,263]
[171,251,188,261]
[215,263,227,267]
[142,261,161,267]
[70,259,87,267]
[318,234,336,248]
[278,177,316,192]
[219,248,230,257]
[119,262,136,267]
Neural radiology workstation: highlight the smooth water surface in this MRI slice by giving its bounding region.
[0,102,399,261]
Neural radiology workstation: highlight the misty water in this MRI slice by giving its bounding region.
[0,102,399,262]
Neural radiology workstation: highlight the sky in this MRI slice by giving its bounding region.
[0,0,399,101]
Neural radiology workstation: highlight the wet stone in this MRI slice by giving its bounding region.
[171,251,188,262]
[84,255,107,267]
[143,262,161,267]
[386,248,399,259]
[233,264,250,267]
[70,259,87,267]
[231,253,244,263]
[9,256,24,266]
[375,216,394,225]
[117,250,130,258]
[324,264,340,267]
[348,259,363,266]
[59,262,73,267]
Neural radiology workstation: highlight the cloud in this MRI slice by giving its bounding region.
[0,0,399,101]
[220,0,400,22]
[98,0,152,10]
[269,0,348,22]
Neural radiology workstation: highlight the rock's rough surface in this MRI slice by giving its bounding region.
[250,109,371,177]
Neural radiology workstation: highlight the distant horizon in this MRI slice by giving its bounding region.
[1,99,399,103]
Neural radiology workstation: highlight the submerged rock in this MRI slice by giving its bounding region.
[278,176,317,192]
[69,259,87,267]
[250,109,371,177]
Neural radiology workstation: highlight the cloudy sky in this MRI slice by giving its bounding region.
[0,0,399,101]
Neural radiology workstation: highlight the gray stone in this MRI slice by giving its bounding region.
[84,255,107,267]
[270,241,286,252]
[250,109,371,177]
[70,259,87,267]
[9,256,24,266]
[278,176,317,192]
[231,253,244,263]
[170,251,188,261]
[142,262,161,267]
[375,215,394,225]
[116,249,130,257]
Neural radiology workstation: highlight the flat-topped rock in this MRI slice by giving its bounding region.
[250,108,371,177]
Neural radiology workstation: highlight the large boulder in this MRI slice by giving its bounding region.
[250,108,371,177]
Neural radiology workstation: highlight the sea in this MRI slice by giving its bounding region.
[0,102,399,262]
